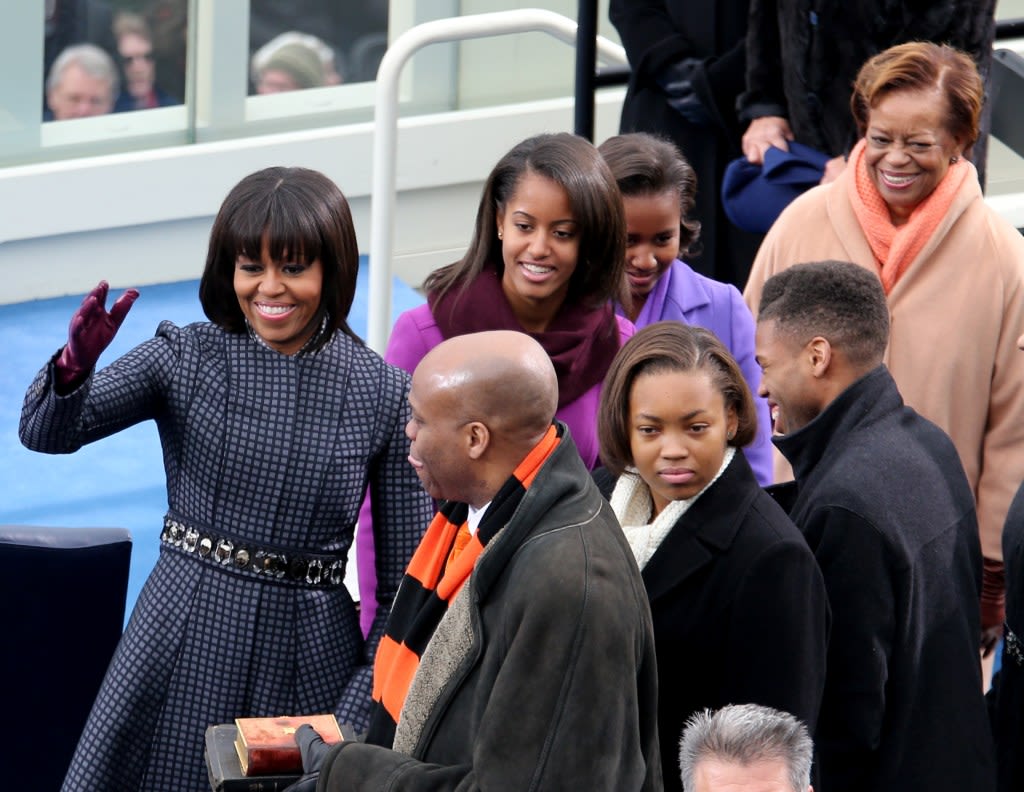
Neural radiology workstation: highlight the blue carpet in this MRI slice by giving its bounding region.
[0,260,424,625]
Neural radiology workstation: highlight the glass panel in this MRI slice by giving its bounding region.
[0,6,45,158]
[0,1,194,167]
[234,0,458,137]
[988,8,1024,201]
[4,1,623,166]
[452,0,618,111]
[457,0,580,107]
[247,1,389,93]
[43,2,187,119]
[998,0,1024,20]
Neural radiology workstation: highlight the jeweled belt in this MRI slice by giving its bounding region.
[160,516,346,587]
[1006,622,1024,668]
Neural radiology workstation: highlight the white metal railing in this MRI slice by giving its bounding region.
[366,9,628,353]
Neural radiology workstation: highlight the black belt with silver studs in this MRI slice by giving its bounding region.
[1006,623,1024,668]
[160,516,346,588]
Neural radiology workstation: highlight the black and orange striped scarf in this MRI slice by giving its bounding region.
[366,424,561,747]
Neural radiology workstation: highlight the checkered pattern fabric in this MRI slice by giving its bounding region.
[20,321,433,792]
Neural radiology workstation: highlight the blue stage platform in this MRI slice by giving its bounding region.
[0,261,424,624]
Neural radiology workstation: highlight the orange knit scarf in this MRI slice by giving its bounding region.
[847,138,968,293]
[366,424,562,746]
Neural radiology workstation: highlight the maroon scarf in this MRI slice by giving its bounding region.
[427,267,620,408]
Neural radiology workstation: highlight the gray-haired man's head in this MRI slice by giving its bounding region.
[679,704,813,792]
[46,43,119,120]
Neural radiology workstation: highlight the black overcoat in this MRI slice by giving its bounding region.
[992,481,1024,792]
[599,451,828,792]
[776,366,995,791]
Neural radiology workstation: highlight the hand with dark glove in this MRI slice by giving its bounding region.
[297,723,334,772]
[55,280,139,391]
[281,724,336,792]
[981,556,1006,658]
[655,57,713,126]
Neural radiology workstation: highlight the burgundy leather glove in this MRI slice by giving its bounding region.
[55,281,139,390]
[981,556,1005,657]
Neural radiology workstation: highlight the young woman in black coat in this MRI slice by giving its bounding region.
[597,321,828,792]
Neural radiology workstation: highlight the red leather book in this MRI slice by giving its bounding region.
[233,714,343,776]
[205,724,301,791]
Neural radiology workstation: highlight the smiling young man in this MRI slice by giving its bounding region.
[754,260,995,792]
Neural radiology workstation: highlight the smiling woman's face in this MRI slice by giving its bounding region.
[496,171,580,332]
[233,237,323,355]
[864,88,963,226]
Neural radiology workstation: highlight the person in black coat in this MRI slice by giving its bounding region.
[755,260,995,791]
[990,330,1024,792]
[992,478,1024,791]
[609,0,763,289]
[596,321,828,792]
[738,0,996,186]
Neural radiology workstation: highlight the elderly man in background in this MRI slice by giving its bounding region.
[679,704,813,792]
[45,42,118,120]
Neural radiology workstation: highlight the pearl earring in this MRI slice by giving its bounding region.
[950,155,960,164]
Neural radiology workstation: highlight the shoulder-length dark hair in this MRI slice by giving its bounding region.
[423,132,629,309]
[598,321,758,477]
[598,132,701,259]
[852,41,983,148]
[199,166,360,348]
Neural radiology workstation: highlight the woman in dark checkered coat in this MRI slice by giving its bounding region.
[20,167,434,791]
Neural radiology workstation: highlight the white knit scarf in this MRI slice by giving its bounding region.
[611,447,736,569]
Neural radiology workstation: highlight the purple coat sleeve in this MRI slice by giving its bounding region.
[723,286,773,485]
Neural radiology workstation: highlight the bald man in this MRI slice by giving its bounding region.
[293,331,662,791]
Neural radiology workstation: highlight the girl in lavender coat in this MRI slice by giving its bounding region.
[598,132,772,484]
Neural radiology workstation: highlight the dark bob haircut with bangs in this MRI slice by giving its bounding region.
[199,166,360,348]
[598,321,758,477]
